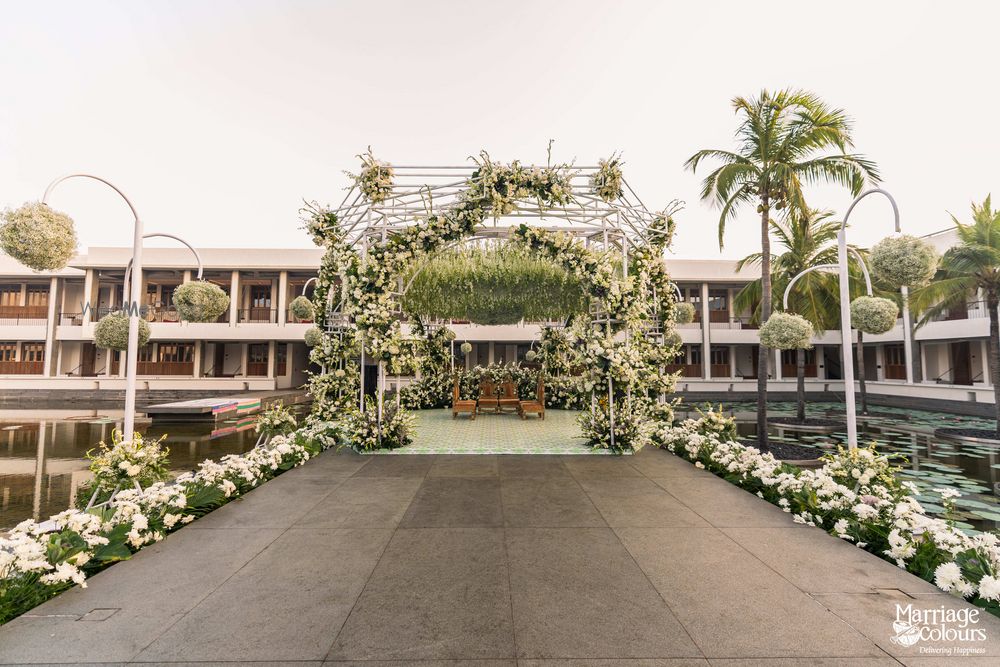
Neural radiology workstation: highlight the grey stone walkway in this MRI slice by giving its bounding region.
[3,448,1000,665]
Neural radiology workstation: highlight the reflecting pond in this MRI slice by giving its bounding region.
[0,406,307,531]
[693,401,1000,533]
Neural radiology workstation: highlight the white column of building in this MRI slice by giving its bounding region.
[229,270,240,326]
[700,282,710,379]
[728,344,736,379]
[192,341,203,378]
[18,283,27,307]
[43,276,60,377]
[920,343,928,383]
[81,269,96,325]
[266,340,276,379]
[240,343,249,377]
[277,271,288,325]
[875,345,886,381]
[981,339,991,386]
[774,349,782,381]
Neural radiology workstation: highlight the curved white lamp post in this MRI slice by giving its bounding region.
[122,232,204,294]
[836,188,902,448]
[42,174,144,441]
[784,247,874,449]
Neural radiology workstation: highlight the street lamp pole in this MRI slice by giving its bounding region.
[42,174,144,441]
[838,188,902,449]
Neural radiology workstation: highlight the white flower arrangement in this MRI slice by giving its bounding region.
[255,401,298,438]
[674,302,696,325]
[1,420,341,624]
[172,281,230,323]
[870,235,939,289]
[850,296,899,335]
[304,326,325,348]
[460,341,473,355]
[289,295,315,322]
[84,430,170,494]
[300,202,339,246]
[346,148,394,204]
[93,311,152,351]
[759,312,813,350]
[341,396,414,452]
[654,410,1000,616]
[590,154,624,202]
[0,202,78,271]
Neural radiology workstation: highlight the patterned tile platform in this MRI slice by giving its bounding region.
[372,408,611,455]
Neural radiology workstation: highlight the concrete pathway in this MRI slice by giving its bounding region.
[2,448,999,665]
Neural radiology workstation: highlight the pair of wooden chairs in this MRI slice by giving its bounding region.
[478,381,519,415]
[450,377,545,420]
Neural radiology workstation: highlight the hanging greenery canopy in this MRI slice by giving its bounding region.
[401,245,588,325]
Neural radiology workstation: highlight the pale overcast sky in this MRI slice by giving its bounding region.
[1,0,997,259]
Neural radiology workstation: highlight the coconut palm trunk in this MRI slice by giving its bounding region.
[758,198,772,446]
[856,330,868,415]
[796,347,806,422]
[989,296,1000,438]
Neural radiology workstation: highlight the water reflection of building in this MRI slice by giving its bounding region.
[0,417,261,530]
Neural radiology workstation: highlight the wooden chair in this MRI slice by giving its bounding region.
[452,377,477,419]
[478,381,499,414]
[498,381,520,414]
[519,377,545,420]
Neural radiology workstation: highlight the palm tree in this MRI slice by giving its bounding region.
[914,196,1000,436]
[735,209,843,422]
[686,89,879,447]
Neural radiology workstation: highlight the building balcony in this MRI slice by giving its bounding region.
[238,308,277,324]
[665,363,702,377]
[0,361,44,375]
[0,306,48,325]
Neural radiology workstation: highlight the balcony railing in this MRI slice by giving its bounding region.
[0,360,44,375]
[246,361,268,376]
[238,308,277,324]
[0,306,48,325]
[885,364,907,380]
[709,363,731,378]
[136,361,194,376]
[665,363,702,377]
[780,363,818,378]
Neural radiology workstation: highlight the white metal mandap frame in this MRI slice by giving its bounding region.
[313,156,682,450]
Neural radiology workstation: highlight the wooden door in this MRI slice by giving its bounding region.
[952,342,972,385]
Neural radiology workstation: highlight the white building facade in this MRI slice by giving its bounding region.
[0,229,994,406]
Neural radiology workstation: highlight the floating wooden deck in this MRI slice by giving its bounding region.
[145,390,308,422]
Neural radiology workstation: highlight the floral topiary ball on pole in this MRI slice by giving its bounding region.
[673,302,696,325]
[850,296,899,335]
[0,202,78,271]
[870,235,938,289]
[759,312,813,350]
[95,311,151,351]
[172,281,230,323]
[289,295,315,321]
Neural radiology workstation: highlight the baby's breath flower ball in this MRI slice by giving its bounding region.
[870,235,938,288]
[289,295,315,321]
[674,302,696,325]
[172,281,230,322]
[460,342,473,355]
[304,326,324,348]
[851,296,899,335]
[0,202,78,271]
[94,311,151,351]
[759,312,813,350]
